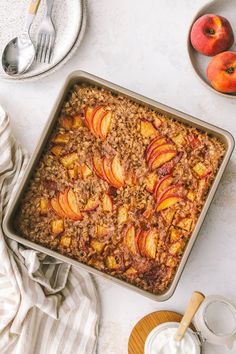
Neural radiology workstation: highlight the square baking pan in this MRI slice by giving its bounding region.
[3,71,235,301]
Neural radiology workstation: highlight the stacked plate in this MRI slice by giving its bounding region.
[0,0,86,81]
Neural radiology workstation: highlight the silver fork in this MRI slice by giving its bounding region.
[36,0,55,63]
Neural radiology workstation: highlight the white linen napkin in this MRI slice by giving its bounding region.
[0,106,99,354]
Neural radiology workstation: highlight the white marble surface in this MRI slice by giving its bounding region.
[0,1,236,353]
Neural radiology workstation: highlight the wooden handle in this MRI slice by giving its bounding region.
[28,0,41,15]
[175,291,205,342]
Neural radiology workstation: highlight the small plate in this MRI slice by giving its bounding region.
[0,0,85,80]
[187,0,236,98]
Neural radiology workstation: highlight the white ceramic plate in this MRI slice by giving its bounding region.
[187,0,236,98]
[0,0,84,80]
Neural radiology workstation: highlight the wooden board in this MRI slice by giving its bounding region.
[128,310,196,354]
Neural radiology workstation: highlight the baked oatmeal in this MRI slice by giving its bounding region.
[15,84,225,294]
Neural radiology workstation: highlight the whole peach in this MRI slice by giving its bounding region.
[207,51,236,93]
[190,14,234,56]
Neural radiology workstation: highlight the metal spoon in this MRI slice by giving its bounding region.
[2,0,41,76]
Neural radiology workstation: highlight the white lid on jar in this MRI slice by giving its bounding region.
[194,295,236,349]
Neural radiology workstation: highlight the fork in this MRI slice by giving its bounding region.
[36,0,55,63]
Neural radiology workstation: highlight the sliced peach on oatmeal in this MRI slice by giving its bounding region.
[85,106,96,135]
[102,193,113,212]
[60,234,72,248]
[192,162,211,178]
[51,197,67,218]
[80,164,92,180]
[93,156,109,182]
[111,156,125,186]
[146,137,167,160]
[137,231,147,257]
[51,145,63,156]
[100,111,112,140]
[68,166,78,180]
[169,241,183,256]
[117,205,129,224]
[106,256,119,270]
[59,190,82,220]
[103,157,122,188]
[72,115,83,129]
[125,267,138,277]
[148,143,176,167]
[161,208,176,225]
[156,195,183,212]
[124,225,138,254]
[92,106,107,138]
[170,227,181,242]
[154,174,173,200]
[39,197,49,215]
[96,225,109,237]
[83,198,99,212]
[91,239,105,253]
[140,119,158,138]
[60,152,78,168]
[51,219,64,234]
[187,190,195,201]
[145,172,158,193]
[158,183,184,201]
[176,217,193,232]
[172,132,186,146]
[52,133,70,144]
[150,150,177,171]
[60,116,73,130]
[67,188,83,220]
[145,229,158,259]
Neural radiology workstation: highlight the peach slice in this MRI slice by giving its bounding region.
[80,164,92,180]
[145,229,158,259]
[83,198,99,212]
[100,111,112,140]
[51,145,63,156]
[161,208,176,225]
[176,218,193,232]
[187,190,195,201]
[172,133,186,146]
[52,133,70,144]
[117,205,129,224]
[170,227,181,242]
[60,116,73,130]
[140,119,158,138]
[124,225,138,254]
[146,137,167,160]
[102,193,113,212]
[51,219,64,234]
[158,183,183,202]
[39,198,49,215]
[154,175,173,200]
[60,234,72,248]
[192,162,211,178]
[103,157,122,188]
[145,172,158,193]
[72,115,83,129]
[125,267,138,277]
[68,167,78,180]
[60,152,78,168]
[106,256,119,270]
[169,241,183,256]
[96,225,109,237]
[67,189,83,220]
[93,156,109,182]
[148,143,176,167]
[156,195,183,212]
[85,106,96,135]
[51,197,67,218]
[111,156,125,185]
[91,240,105,253]
[59,190,82,220]
[150,150,177,170]
[137,231,147,257]
[92,106,106,138]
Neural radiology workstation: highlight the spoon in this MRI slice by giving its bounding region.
[2,0,41,76]
[175,291,205,342]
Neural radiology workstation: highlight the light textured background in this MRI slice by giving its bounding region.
[0,1,236,353]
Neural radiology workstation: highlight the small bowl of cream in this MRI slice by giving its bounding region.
[144,322,201,354]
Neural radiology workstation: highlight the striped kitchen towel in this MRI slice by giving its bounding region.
[0,106,99,354]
